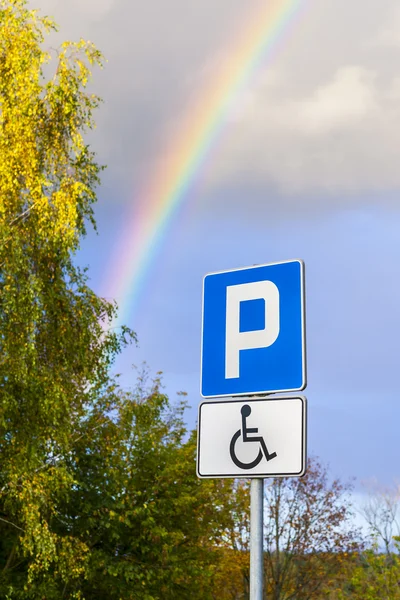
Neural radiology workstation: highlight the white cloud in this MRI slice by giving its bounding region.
[296,67,377,135]
[26,0,400,201]
[205,63,400,194]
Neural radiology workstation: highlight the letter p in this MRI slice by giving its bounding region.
[225,281,280,379]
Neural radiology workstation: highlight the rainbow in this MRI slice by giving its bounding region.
[103,0,305,327]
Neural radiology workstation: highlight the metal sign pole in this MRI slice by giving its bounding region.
[250,478,264,600]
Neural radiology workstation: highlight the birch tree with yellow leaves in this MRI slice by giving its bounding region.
[0,1,131,595]
[0,4,244,599]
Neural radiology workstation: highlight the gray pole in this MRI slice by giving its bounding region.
[250,478,264,600]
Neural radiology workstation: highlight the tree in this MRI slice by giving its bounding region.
[263,458,362,600]
[58,372,240,600]
[342,546,400,600]
[0,0,131,594]
[361,484,400,556]
[0,366,244,599]
[209,480,251,600]
[0,4,246,597]
[341,486,400,600]
[211,458,363,600]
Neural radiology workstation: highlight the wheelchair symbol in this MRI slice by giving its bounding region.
[229,404,277,469]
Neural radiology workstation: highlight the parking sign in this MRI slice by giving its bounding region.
[201,260,306,397]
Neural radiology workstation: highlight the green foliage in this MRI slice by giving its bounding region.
[338,539,400,600]
[0,0,132,595]
[0,3,243,597]
[0,367,242,598]
[59,374,239,599]
[338,551,400,599]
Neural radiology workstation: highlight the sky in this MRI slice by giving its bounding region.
[29,0,400,494]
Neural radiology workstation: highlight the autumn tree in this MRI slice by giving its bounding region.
[0,3,368,598]
[210,480,251,600]
[0,4,247,597]
[263,458,362,600]
[0,0,131,594]
[211,458,363,600]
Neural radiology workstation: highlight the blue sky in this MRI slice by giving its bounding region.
[32,0,400,493]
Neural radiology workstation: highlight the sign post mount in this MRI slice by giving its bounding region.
[198,259,307,600]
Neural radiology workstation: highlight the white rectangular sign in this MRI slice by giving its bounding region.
[197,396,307,478]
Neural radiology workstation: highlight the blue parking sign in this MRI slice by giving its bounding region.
[201,260,306,397]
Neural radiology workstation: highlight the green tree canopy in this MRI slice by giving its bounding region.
[0,0,131,594]
[56,374,240,600]
[0,4,242,598]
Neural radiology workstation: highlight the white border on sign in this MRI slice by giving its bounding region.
[196,395,308,479]
[200,259,307,398]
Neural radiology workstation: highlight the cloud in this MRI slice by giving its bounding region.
[28,0,400,201]
[205,64,400,195]
[30,0,250,185]
[296,67,376,135]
